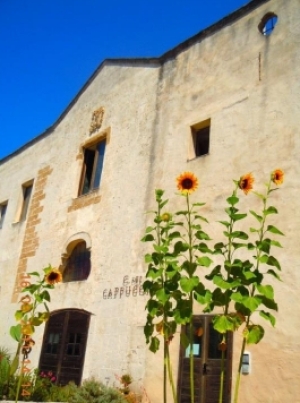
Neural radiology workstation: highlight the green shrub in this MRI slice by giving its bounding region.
[68,377,128,403]
[0,347,11,399]
[48,382,77,402]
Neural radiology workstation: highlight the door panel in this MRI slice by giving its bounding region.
[39,309,90,385]
[178,315,232,403]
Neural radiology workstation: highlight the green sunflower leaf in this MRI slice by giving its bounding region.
[10,324,22,342]
[266,225,284,236]
[252,191,266,201]
[256,239,271,254]
[27,271,40,277]
[270,240,283,248]
[211,288,227,306]
[180,333,190,349]
[232,213,247,222]
[259,311,276,326]
[169,231,181,239]
[174,300,192,324]
[241,296,261,312]
[264,206,278,215]
[267,269,282,281]
[145,226,155,233]
[246,325,265,344]
[31,316,44,326]
[256,284,274,299]
[205,265,221,281]
[213,275,240,290]
[175,210,188,216]
[14,310,24,321]
[173,241,189,254]
[144,254,153,264]
[194,214,208,222]
[180,276,199,293]
[156,288,170,304]
[226,196,239,206]
[260,296,278,311]
[213,315,234,333]
[141,234,155,242]
[197,256,213,267]
[250,210,263,222]
[195,230,211,240]
[267,255,281,271]
[149,336,160,353]
[231,231,248,240]
[219,221,230,228]
[232,242,247,250]
[146,300,161,316]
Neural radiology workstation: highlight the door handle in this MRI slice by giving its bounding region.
[203,363,208,375]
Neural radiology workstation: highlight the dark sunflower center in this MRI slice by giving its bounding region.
[48,272,58,281]
[182,178,193,189]
[241,179,248,188]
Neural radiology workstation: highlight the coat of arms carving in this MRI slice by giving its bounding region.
[89,107,105,134]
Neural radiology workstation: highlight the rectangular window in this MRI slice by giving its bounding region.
[191,119,210,158]
[79,139,106,195]
[0,201,8,229]
[20,182,33,221]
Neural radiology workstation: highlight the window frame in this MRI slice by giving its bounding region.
[189,119,211,160]
[78,140,106,196]
[258,12,278,36]
[16,181,34,222]
[62,240,91,283]
[0,201,8,229]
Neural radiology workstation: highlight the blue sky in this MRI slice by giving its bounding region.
[0,0,248,160]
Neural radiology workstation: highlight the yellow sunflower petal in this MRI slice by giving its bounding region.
[271,169,284,185]
[238,173,254,195]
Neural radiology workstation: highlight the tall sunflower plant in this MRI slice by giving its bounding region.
[204,169,284,403]
[9,265,62,403]
[141,172,213,403]
[141,169,284,403]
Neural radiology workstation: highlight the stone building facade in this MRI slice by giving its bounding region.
[0,0,299,401]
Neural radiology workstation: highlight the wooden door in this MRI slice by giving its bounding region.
[178,315,233,403]
[39,309,90,385]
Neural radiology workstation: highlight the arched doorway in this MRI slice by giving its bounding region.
[39,309,90,385]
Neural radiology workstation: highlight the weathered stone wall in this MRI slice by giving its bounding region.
[0,0,299,402]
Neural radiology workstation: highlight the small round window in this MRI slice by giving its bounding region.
[258,13,278,36]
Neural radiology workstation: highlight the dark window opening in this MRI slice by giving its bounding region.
[63,241,91,282]
[20,183,33,221]
[79,140,106,195]
[45,333,60,355]
[193,125,210,157]
[66,333,81,356]
[0,202,8,229]
[258,13,278,36]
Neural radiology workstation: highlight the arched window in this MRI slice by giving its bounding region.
[258,12,278,36]
[63,241,91,282]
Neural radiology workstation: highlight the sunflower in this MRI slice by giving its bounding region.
[44,269,62,285]
[176,172,198,194]
[271,169,284,185]
[238,173,254,195]
[161,212,172,222]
